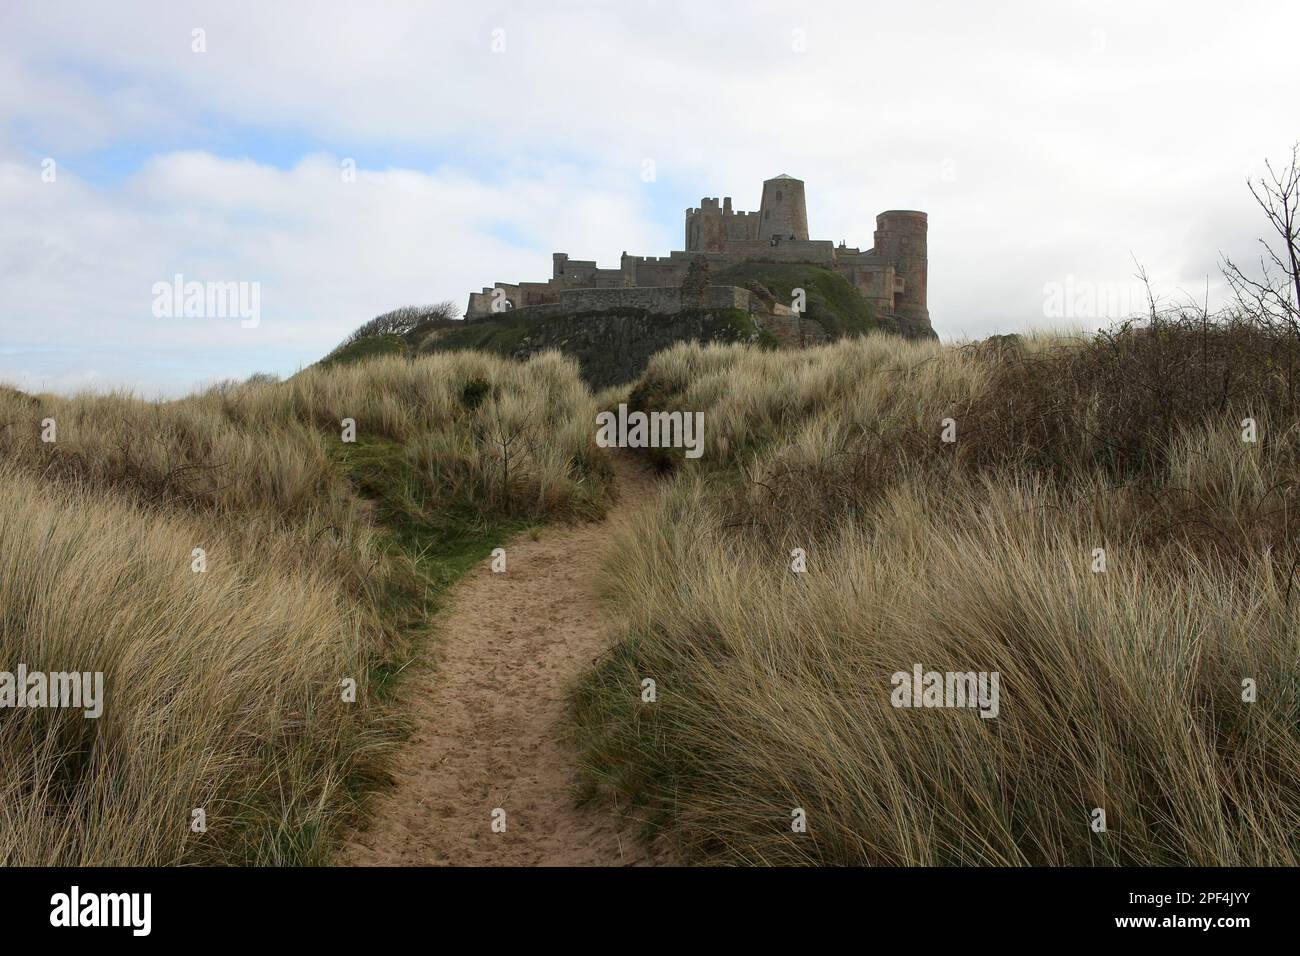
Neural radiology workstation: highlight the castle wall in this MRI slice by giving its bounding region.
[727,210,761,241]
[720,239,835,267]
[506,283,754,317]
[753,312,831,349]
[553,255,598,282]
[631,257,689,287]
[466,290,493,318]
[517,281,559,308]
[625,251,726,287]
[686,199,762,252]
[834,259,898,314]
[685,199,724,252]
[466,282,523,318]
[549,284,752,315]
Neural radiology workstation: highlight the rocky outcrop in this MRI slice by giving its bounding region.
[504,309,757,389]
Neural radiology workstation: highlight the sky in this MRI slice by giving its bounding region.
[0,0,1295,396]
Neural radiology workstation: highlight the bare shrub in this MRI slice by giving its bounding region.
[334,300,462,350]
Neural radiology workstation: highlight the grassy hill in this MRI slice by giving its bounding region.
[320,304,769,387]
[322,261,928,383]
[421,307,765,388]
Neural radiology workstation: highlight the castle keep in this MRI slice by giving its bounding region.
[465,175,929,333]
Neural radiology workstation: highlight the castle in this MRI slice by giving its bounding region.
[465,175,929,334]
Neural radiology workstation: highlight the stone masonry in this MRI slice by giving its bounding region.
[465,174,929,332]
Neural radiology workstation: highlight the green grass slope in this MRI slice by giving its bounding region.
[713,260,934,340]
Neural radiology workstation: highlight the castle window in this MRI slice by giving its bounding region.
[775,190,783,201]
[764,210,770,219]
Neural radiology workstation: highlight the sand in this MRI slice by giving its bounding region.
[342,452,665,866]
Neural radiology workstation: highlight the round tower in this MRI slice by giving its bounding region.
[873,210,929,327]
[758,174,809,241]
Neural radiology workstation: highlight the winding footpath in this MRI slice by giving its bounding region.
[343,453,663,866]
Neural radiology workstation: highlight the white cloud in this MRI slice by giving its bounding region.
[0,152,669,393]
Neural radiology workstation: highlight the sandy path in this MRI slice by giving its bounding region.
[342,452,661,866]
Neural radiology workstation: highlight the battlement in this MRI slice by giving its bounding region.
[687,199,761,216]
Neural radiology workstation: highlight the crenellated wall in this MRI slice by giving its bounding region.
[685,197,763,252]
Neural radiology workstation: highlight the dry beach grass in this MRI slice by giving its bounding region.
[573,323,1300,865]
[3,318,1298,867]
[0,351,607,865]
